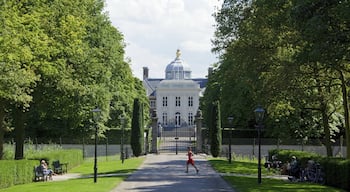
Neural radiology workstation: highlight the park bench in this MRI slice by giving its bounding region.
[33,165,50,182]
[52,160,68,174]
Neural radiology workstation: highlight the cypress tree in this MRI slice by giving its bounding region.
[131,98,143,157]
[210,101,222,157]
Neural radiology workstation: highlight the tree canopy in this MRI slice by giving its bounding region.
[205,0,350,158]
[0,0,149,159]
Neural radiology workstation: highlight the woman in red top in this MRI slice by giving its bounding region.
[186,147,199,173]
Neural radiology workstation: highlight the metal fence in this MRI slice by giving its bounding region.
[4,137,347,158]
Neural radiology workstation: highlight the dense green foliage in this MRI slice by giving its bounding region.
[209,101,222,157]
[205,0,350,158]
[1,156,144,192]
[0,160,37,189]
[0,149,82,189]
[268,149,350,191]
[131,98,144,157]
[0,0,149,159]
[26,149,83,170]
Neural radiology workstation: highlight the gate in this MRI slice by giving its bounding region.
[159,126,196,154]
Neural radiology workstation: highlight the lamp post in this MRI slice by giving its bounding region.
[254,106,265,184]
[91,107,101,183]
[119,114,125,164]
[227,116,234,164]
[175,125,178,155]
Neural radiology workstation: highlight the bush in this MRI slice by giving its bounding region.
[0,149,83,189]
[268,149,320,167]
[268,149,350,191]
[27,149,83,170]
[320,157,350,191]
[0,160,37,189]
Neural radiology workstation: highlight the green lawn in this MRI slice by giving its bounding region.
[0,156,144,192]
[209,158,346,192]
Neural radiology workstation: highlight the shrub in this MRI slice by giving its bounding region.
[268,149,350,191]
[0,149,83,189]
[0,160,37,189]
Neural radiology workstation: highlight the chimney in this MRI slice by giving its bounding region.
[208,67,213,77]
[143,67,149,80]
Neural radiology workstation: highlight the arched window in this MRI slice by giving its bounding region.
[175,112,181,127]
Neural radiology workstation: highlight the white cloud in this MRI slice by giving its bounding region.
[104,0,222,79]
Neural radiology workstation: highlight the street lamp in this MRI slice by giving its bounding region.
[119,114,125,164]
[91,107,101,183]
[254,106,265,184]
[175,125,179,155]
[227,116,234,164]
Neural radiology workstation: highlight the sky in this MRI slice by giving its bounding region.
[104,0,223,79]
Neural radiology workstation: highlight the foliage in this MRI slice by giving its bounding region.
[131,98,144,157]
[320,158,350,191]
[207,0,350,158]
[0,156,145,192]
[0,160,37,189]
[0,0,149,159]
[209,158,345,192]
[0,147,82,189]
[26,149,83,170]
[268,149,350,191]
[209,101,222,157]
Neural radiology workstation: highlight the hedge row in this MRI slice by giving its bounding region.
[0,160,38,189]
[26,149,83,170]
[0,149,83,189]
[268,149,350,191]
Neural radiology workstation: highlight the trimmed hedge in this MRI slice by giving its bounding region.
[268,149,350,191]
[26,149,83,170]
[319,157,350,191]
[0,160,37,189]
[0,149,83,189]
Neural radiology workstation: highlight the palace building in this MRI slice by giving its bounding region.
[142,50,208,131]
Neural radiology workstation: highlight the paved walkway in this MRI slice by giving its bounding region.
[110,153,235,192]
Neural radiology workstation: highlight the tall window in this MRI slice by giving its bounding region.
[162,113,168,125]
[162,96,168,107]
[175,96,181,107]
[175,112,181,127]
[188,96,193,107]
[150,100,156,108]
[188,112,193,125]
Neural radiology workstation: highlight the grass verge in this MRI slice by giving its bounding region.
[0,155,145,192]
[209,158,346,192]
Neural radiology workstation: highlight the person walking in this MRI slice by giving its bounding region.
[186,147,199,173]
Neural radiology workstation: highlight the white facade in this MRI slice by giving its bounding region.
[156,80,200,128]
[143,50,207,129]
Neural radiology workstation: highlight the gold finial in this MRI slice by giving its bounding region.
[176,49,181,59]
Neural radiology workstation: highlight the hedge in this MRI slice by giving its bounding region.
[0,149,83,189]
[0,160,37,189]
[26,149,83,170]
[268,149,349,191]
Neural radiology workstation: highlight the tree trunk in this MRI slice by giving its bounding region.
[14,106,25,160]
[321,104,332,157]
[339,71,350,159]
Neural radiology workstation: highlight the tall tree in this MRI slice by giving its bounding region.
[131,98,143,157]
[209,101,221,157]
[0,0,41,159]
[209,0,348,157]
